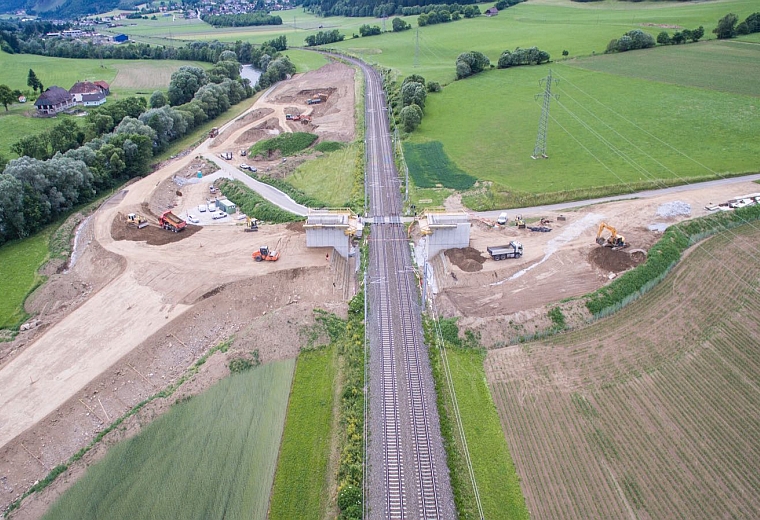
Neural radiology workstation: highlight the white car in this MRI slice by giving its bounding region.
[240,164,250,170]
[198,204,207,212]
[497,212,508,225]
[213,212,228,220]
[208,204,217,212]
[187,215,200,224]
[250,166,258,173]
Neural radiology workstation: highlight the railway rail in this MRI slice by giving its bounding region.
[352,56,454,519]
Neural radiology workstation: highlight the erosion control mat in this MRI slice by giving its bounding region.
[111,213,201,245]
[588,247,646,272]
[445,247,487,272]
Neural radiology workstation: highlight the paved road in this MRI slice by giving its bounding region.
[476,173,760,220]
[204,154,309,216]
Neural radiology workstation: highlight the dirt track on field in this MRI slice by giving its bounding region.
[0,61,357,517]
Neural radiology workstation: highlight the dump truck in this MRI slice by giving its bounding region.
[126,213,149,229]
[252,246,279,262]
[209,127,219,138]
[158,211,186,232]
[487,241,523,260]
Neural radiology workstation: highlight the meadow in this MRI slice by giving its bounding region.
[42,360,295,520]
[288,141,362,207]
[0,231,50,329]
[485,223,760,518]
[269,346,337,520]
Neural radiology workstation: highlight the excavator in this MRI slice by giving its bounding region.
[252,246,280,262]
[244,216,259,232]
[596,222,627,249]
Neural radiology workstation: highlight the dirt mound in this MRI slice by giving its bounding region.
[588,247,646,273]
[445,247,486,272]
[111,213,201,245]
[286,221,305,233]
[235,117,282,146]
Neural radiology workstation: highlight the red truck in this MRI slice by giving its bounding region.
[159,211,186,232]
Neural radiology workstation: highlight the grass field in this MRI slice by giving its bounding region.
[434,345,529,519]
[42,360,295,520]
[0,231,51,329]
[269,346,337,520]
[486,223,760,518]
[288,141,361,207]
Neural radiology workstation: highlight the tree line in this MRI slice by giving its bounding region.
[713,12,760,39]
[0,44,295,246]
[301,0,480,18]
[201,12,283,28]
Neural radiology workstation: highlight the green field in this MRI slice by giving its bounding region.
[269,346,337,520]
[288,141,362,207]
[42,360,295,520]
[0,231,51,329]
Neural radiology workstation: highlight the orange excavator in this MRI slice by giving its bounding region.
[596,222,627,249]
[252,246,280,262]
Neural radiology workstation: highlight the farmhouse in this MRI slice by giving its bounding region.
[82,92,107,107]
[94,81,110,95]
[69,81,101,103]
[34,86,75,116]
[485,7,498,16]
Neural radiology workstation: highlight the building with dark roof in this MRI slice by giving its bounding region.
[82,91,107,107]
[34,86,75,116]
[94,80,110,95]
[69,81,100,103]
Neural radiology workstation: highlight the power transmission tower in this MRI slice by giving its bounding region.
[414,29,419,68]
[531,69,558,159]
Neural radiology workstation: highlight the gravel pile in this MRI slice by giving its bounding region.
[657,201,691,217]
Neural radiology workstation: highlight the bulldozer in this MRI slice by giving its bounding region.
[252,246,280,262]
[514,215,526,229]
[244,216,259,232]
[596,222,627,249]
[126,213,149,229]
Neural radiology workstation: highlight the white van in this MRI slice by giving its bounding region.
[497,212,508,225]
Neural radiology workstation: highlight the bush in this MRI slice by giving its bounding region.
[250,132,318,158]
[314,141,344,153]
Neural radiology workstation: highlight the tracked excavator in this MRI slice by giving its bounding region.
[596,222,627,249]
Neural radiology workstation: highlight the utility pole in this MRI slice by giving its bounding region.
[531,69,558,159]
[414,28,420,68]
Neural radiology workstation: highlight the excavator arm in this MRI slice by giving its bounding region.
[596,222,626,248]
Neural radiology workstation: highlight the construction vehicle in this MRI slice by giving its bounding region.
[126,213,149,229]
[596,222,626,249]
[487,241,523,260]
[300,115,312,125]
[209,127,219,138]
[514,215,526,229]
[252,246,279,262]
[244,216,259,232]
[286,113,302,121]
[306,93,327,105]
[497,212,508,225]
[158,211,186,232]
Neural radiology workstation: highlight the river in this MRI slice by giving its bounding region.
[241,64,262,86]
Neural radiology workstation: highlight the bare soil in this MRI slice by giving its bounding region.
[587,247,646,273]
[0,60,356,518]
[444,247,487,272]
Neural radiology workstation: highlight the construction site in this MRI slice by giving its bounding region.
[2,58,760,518]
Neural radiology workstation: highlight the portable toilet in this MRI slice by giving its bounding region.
[197,171,202,178]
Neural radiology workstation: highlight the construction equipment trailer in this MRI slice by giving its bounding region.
[158,211,186,232]
[487,241,524,260]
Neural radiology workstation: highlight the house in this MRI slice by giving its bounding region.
[34,86,75,116]
[94,81,110,95]
[69,81,101,103]
[485,7,498,16]
[113,33,128,43]
[82,91,107,107]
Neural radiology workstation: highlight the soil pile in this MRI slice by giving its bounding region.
[286,221,305,233]
[588,247,645,273]
[111,213,201,245]
[445,247,486,272]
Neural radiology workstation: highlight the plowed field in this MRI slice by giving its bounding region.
[486,223,760,519]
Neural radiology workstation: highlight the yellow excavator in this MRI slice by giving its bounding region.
[596,222,627,249]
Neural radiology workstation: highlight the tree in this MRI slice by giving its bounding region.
[427,81,441,93]
[400,104,423,132]
[402,74,425,87]
[150,90,167,108]
[657,31,671,45]
[714,13,738,39]
[0,84,14,111]
[11,135,50,160]
[167,66,208,106]
[401,81,426,110]
[27,69,40,93]
[0,173,25,242]
[691,25,705,42]
[392,17,410,32]
[218,50,237,62]
[48,119,83,154]
[456,51,490,78]
[359,24,381,37]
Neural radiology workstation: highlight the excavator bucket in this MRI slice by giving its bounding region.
[596,237,606,246]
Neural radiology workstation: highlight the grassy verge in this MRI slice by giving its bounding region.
[287,141,363,210]
[269,344,338,520]
[247,172,327,208]
[218,179,304,223]
[0,231,51,329]
[425,317,529,520]
[41,359,294,520]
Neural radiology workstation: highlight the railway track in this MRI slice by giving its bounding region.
[352,56,454,519]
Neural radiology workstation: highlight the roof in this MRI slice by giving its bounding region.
[94,80,110,90]
[82,92,106,101]
[485,7,498,14]
[34,86,71,107]
[69,81,100,95]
